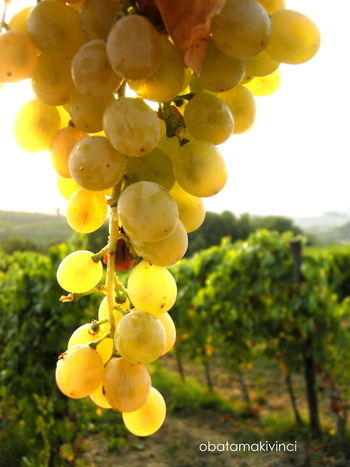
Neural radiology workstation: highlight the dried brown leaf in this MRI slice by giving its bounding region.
[153,0,227,74]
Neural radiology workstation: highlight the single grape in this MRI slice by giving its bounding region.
[169,182,205,233]
[80,0,123,40]
[89,379,112,409]
[184,92,234,145]
[256,0,285,14]
[173,140,227,198]
[0,31,38,83]
[127,260,177,317]
[69,135,126,191]
[158,312,176,355]
[244,68,281,97]
[115,310,166,365]
[68,322,113,364]
[69,89,114,133]
[103,357,151,412]
[98,295,129,328]
[106,15,162,80]
[55,344,104,399]
[103,97,160,157]
[117,181,179,243]
[217,85,256,134]
[66,188,107,234]
[122,387,166,437]
[56,175,80,200]
[57,250,103,293]
[50,126,88,178]
[72,39,123,96]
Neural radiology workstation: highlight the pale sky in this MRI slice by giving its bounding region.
[0,0,349,219]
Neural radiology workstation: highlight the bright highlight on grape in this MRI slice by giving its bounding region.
[1,0,320,439]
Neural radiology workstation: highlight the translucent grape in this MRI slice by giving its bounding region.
[184,92,234,145]
[117,181,179,243]
[31,54,74,106]
[8,6,32,35]
[55,344,104,399]
[0,31,38,83]
[68,322,113,364]
[106,15,162,80]
[217,85,256,134]
[173,140,227,198]
[126,147,175,191]
[132,220,188,267]
[103,97,160,157]
[69,89,114,133]
[103,357,151,412]
[122,387,166,437]
[169,182,205,233]
[98,295,129,327]
[72,39,123,96]
[158,312,176,355]
[115,310,166,365]
[69,135,126,191]
[244,68,281,97]
[57,250,103,293]
[265,9,321,65]
[80,0,123,40]
[14,99,61,153]
[89,379,112,409]
[27,1,87,60]
[127,260,177,317]
[195,38,245,93]
[66,188,107,234]
[56,175,80,200]
[50,126,88,178]
[245,50,280,78]
[129,35,185,103]
[211,0,271,59]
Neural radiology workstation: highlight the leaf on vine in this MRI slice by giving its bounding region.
[153,0,227,74]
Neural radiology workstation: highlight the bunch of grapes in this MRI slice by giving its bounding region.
[0,0,320,437]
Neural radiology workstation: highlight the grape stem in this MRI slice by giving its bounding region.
[0,0,9,32]
[88,332,112,350]
[59,285,106,303]
[90,317,109,332]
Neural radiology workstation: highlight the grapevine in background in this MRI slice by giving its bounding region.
[0,0,320,437]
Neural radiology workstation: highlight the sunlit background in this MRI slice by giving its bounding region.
[0,0,349,218]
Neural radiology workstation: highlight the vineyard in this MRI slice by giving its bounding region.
[1,230,350,466]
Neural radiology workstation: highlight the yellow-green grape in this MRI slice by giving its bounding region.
[265,9,321,65]
[72,39,123,96]
[27,1,87,60]
[98,295,129,328]
[127,260,177,317]
[69,135,126,191]
[115,310,166,365]
[50,126,88,178]
[55,344,104,399]
[56,175,80,200]
[106,15,162,80]
[89,380,112,409]
[245,50,280,77]
[183,92,234,145]
[66,188,107,233]
[103,357,151,412]
[217,85,256,134]
[0,31,38,83]
[68,322,113,364]
[8,6,33,35]
[80,0,123,40]
[256,0,285,14]
[195,38,245,93]
[31,54,74,106]
[211,0,271,59]
[122,387,166,437]
[117,181,179,243]
[132,220,188,267]
[244,68,281,97]
[57,250,103,293]
[69,89,114,133]
[158,312,176,355]
[169,182,205,233]
[128,35,185,103]
[173,140,227,198]
[14,99,61,152]
[103,97,160,157]
[126,147,175,191]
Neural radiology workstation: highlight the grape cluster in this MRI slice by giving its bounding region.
[0,0,320,437]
